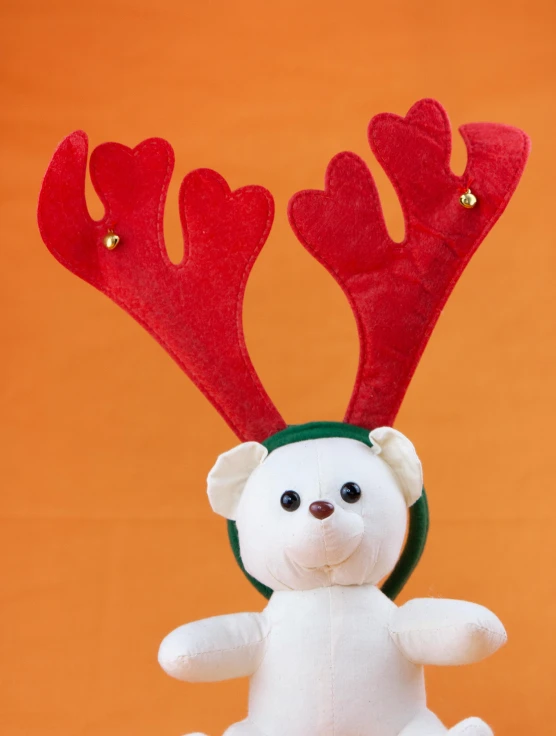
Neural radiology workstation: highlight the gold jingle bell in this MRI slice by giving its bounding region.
[459,188,477,209]
[103,231,120,250]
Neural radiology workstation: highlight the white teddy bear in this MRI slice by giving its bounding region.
[158,427,506,736]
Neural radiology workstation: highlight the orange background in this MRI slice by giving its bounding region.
[1,1,555,734]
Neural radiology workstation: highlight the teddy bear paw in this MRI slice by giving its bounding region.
[450,717,493,736]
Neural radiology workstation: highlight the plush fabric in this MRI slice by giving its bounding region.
[227,511,275,601]
[390,598,506,666]
[209,435,415,590]
[158,611,270,682]
[369,427,423,506]
[208,442,268,520]
[380,487,429,602]
[37,99,530,441]
[225,421,430,601]
[289,98,530,430]
[37,133,286,442]
[160,432,504,735]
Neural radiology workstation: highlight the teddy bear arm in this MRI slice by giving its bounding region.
[158,611,270,682]
[388,598,507,666]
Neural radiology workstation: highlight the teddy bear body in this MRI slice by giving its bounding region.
[249,584,423,736]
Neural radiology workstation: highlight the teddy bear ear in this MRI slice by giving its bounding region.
[207,442,269,520]
[369,427,423,507]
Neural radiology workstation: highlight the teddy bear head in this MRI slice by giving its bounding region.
[207,427,423,592]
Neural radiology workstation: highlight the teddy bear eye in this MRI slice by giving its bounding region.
[340,482,361,503]
[280,491,301,512]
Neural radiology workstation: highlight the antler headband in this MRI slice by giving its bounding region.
[38,98,530,595]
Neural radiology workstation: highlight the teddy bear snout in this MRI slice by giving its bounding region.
[309,501,335,519]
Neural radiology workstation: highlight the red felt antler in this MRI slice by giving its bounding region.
[38,132,286,442]
[289,99,530,430]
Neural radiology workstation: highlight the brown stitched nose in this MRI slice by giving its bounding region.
[309,501,335,520]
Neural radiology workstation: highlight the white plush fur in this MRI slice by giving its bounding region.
[159,430,505,736]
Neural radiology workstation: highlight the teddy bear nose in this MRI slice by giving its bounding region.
[309,501,335,520]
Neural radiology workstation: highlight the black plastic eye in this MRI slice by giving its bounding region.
[340,482,361,504]
[280,490,301,512]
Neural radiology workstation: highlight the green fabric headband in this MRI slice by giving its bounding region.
[227,421,429,601]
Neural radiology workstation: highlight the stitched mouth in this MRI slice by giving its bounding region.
[292,534,363,572]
